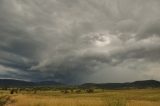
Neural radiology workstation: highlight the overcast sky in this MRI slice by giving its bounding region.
[0,0,160,84]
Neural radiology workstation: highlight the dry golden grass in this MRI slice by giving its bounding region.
[6,95,104,106]
[2,89,160,106]
[127,100,160,106]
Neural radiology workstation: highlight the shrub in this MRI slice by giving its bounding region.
[10,89,14,94]
[86,89,94,93]
[75,89,81,93]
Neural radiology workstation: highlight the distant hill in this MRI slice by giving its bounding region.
[80,80,160,89]
[0,79,64,87]
[0,79,159,89]
[36,81,64,86]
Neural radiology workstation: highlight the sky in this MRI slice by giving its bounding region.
[0,0,160,84]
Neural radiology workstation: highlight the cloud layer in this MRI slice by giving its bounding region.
[0,0,160,84]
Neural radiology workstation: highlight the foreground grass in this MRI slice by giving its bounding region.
[1,89,160,106]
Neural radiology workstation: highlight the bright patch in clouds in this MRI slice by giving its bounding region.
[88,31,112,47]
[95,35,111,47]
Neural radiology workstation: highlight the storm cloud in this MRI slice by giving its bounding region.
[0,0,160,84]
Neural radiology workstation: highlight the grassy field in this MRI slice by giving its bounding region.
[0,89,160,106]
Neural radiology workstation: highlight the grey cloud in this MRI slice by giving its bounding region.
[0,0,160,84]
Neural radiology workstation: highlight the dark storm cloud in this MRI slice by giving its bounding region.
[0,0,160,84]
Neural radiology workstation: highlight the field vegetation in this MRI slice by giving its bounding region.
[0,88,160,106]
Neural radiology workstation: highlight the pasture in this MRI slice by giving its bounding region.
[0,89,160,106]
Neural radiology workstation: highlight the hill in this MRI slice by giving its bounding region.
[0,79,64,87]
[0,79,160,89]
[81,80,160,89]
